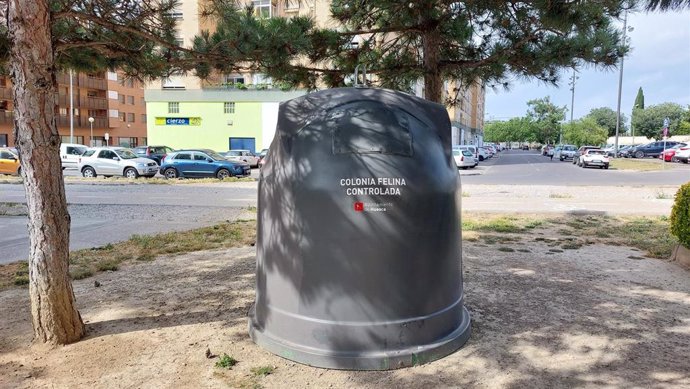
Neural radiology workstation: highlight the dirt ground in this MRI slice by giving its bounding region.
[1,227,690,389]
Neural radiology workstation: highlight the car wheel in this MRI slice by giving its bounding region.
[605,165,609,169]
[124,167,138,179]
[479,155,484,161]
[559,157,564,161]
[17,167,21,176]
[82,167,96,178]
[217,168,231,179]
[634,151,644,158]
[164,168,178,179]
[461,166,468,170]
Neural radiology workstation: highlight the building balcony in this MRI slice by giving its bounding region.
[0,111,13,124]
[77,75,107,90]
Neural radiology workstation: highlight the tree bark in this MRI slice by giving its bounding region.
[8,0,84,344]
[422,29,443,104]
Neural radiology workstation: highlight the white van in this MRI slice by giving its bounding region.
[60,143,88,169]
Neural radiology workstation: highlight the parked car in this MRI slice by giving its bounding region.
[660,143,687,162]
[60,143,88,170]
[78,147,158,178]
[160,149,251,179]
[578,149,610,169]
[259,149,268,169]
[132,145,175,165]
[0,147,21,175]
[454,145,488,161]
[674,147,690,164]
[452,149,477,169]
[482,146,495,158]
[223,149,260,168]
[617,145,636,158]
[522,144,530,150]
[629,141,680,158]
[554,144,578,161]
[573,146,601,164]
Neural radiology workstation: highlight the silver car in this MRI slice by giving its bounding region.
[78,147,158,178]
[223,149,259,168]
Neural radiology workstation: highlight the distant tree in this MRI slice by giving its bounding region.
[197,0,630,104]
[526,97,567,144]
[0,0,183,345]
[586,107,628,137]
[562,118,608,146]
[484,117,537,143]
[633,103,686,139]
[678,105,690,135]
[634,87,645,110]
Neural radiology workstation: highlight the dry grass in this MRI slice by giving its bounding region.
[0,220,256,291]
[461,213,677,259]
[609,159,674,171]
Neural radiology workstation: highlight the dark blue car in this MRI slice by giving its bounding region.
[159,149,251,179]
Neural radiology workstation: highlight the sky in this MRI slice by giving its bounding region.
[485,9,690,123]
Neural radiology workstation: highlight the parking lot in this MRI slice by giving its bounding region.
[1,149,688,264]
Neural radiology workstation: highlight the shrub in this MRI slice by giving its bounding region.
[670,183,690,248]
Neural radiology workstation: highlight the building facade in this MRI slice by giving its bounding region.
[146,89,305,151]
[0,71,147,148]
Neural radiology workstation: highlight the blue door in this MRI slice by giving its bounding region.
[229,137,256,153]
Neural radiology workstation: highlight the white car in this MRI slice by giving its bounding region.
[60,143,88,170]
[674,147,690,163]
[454,145,488,161]
[578,149,610,169]
[78,147,159,178]
[453,149,477,169]
[223,149,259,168]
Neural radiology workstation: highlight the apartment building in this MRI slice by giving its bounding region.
[146,0,485,149]
[0,71,147,148]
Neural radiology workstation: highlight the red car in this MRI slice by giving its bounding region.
[660,143,688,162]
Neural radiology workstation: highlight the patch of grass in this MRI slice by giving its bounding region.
[246,206,257,212]
[70,267,93,280]
[549,193,573,199]
[250,366,275,377]
[610,159,666,171]
[96,260,119,272]
[13,275,29,285]
[215,354,238,369]
[497,247,515,252]
[655,190,673,200]
[13,263,30,285]
[524,220,544,229]
[561,243,583,250]
[461,191,471,197]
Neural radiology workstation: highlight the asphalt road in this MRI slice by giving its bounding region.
[461,149,690,186]
[1,150,689,264]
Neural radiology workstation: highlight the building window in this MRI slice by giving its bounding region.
[141,114,147,123]
[59,107,67,116]
[168,102,179,113]
[127,96,134,105]
[119,94,125,104]
[142,137,147,146]
[252,73,273,87]
[126,78,134,88]
[127,113,135,122]
[118,137,138,148]
[175,37,184,47]
[61,135,85,145]
[252,0,271,18]
[118,112,125,122]
[224,102,235,114]
[223,74,245,85]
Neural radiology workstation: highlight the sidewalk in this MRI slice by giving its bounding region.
[461,184,681,215]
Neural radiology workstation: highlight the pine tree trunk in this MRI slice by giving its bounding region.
[8,0,84,344]
[422,30,443,104]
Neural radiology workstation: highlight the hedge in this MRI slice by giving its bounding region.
[670,182,690,249]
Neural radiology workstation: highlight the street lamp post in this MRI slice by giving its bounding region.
[568,69,578,123]
[88,116,94,146]
[614,9,632,156]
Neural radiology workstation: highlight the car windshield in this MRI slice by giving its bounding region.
[588,150,606,155]
[462,150,473,156]
[82,149,96,157]
[116,149,138,159]
[206,151,227,161]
